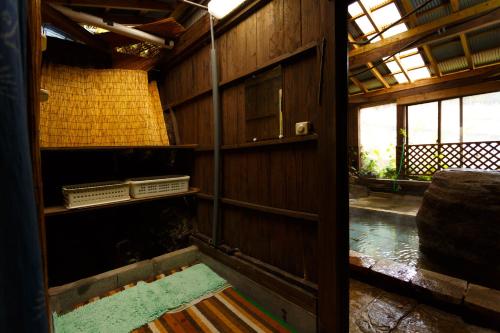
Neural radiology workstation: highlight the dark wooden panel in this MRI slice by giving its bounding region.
[301,0,321,45]
[221,84,245,145]
[245,66,282,141]
[221,206,317,282]
[283,54,318,137]
[256,0,284,65]
[192,45,211,94]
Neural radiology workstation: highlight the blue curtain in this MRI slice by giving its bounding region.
[0,0,48,332]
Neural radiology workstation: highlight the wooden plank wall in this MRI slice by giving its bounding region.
[161,0,321,284]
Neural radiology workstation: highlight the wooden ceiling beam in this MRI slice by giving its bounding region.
[423,44,441,76]
[348,34,390,88]
[349,62,500,104]
[46,0,176,12]
[350,77,369,93]
[349,0,500,67]
[42,2,109,51]
[460,33,474,69]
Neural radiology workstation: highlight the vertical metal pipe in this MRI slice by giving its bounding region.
[210,15,221,246]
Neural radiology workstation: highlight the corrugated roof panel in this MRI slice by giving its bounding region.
[415,4,450,25]
[468,26,500,53]
[431,39,464,61]
[459,0,487,9]
[363,78,385,90]
[354,67,376,81]
[349,22,364,39]
[473,47,500,67]
[438,56,468,74]
[349,84,362,94]
[385,75,398,86]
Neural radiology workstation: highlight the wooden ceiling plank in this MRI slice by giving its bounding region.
[47,0,175,12]
[349,62,500,104]
[349,0,500,67]
[42,2,109,51]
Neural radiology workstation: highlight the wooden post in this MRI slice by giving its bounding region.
[27,0,50,328]
[318,0,349,332]
[396,104,406,178]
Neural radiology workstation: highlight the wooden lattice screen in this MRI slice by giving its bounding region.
[403,141,500,176]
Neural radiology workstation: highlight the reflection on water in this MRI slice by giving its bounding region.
[350,214,421,268]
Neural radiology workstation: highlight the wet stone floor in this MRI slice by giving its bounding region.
[349,279,497,333]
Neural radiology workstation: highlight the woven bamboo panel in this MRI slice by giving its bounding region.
[40,65,169,147]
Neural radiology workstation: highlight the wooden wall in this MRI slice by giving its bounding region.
[160,0,321,284]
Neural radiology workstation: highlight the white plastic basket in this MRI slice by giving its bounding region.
[62,181,130,209]
[128,175,190,199]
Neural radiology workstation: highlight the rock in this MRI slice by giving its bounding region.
[416,169,500,272]
[371,259,417,283]
[350,250,377,274]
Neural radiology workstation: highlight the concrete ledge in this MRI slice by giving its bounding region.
[349,251,500,330]
[411,269,467,305]
[465,284,500,327]
[49,245,200,314]
[152,245,200,274]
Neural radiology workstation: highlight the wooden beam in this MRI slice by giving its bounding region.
[350,77,368,93]
[111,52,165,71]
[423,45,441,77]
[318,0,349,332]
[396,80,500,104]
[42,2,109,51]
[460,34,474,69]
[28,0,50,327]
[349,1,500,67]
[349,34,390,88]
[47,0,175,12]
[359,0,412,82]
[450,0,460,12]
[349,62,500,104]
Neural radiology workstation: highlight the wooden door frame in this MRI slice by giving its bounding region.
[318,1,349,332]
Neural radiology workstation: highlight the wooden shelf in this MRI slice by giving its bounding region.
[41,144,198,151]
[45,188,200,216]
[194,135,318,152]
[221,134,318,151]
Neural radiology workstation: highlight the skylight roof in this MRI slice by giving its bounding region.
[348,0,433,86]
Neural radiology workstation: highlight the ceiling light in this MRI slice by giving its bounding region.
[208,0,246,19]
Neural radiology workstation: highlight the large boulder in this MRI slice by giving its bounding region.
[416,169,500,271]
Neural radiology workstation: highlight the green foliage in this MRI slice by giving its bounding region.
[359,144,398,180]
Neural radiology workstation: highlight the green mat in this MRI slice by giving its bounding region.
[53,263,228,333]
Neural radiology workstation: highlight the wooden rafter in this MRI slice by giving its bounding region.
[348,34,390,88]
[349,0,500,67]
[450,0,474,70]
[350,77,369,93]
[423,45,441,77]
[42,2,109,51]
[358,0,412,82]
[400,0,440,78]
[460,34,474,69]
[350,62,500,104]
[47,0,175,12]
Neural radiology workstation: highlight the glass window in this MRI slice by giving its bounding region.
[441,98,460,143]
[359,104,397,176]
[463,92,500,142]
[408,102,438,144]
